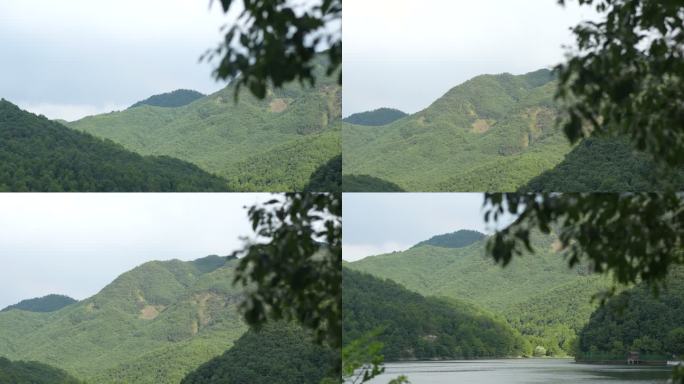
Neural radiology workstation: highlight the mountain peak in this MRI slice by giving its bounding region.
[343,108,408,126]
[129,89,205,109]
[1,294,77,313]
[412,229,485,249]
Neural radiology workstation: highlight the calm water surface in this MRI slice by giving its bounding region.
[369,359,673,384]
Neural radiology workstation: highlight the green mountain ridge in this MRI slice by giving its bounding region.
[343,268,528,360]
[0,100,229,192]
[68,58,341,192]
[130,89,206,109]
[0,255,248,384]
[412,229,485,249]
[0,357,82,384]
[343,108,408,126]
[343,69,679,192]
[348,230,614,356]
[2,294,77,313]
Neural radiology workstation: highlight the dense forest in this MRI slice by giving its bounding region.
[348,230,613,356]
[129,89,206,109]
[412,229,485,249]
[0,255,250,384]
[0,100,230,192]
[342,175,404,192]
[343,268,528,360]
[577,268,684,360]
[181,322,337,384]
[1,294,76,313]
[521,137,684,192]
[343,108,408,126]
[0,358,82,384]
[68,56,341,192]
[305,154,342,192]
[343,69,678,192]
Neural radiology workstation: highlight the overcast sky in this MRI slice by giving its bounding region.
[0,193,272,309]
[0,0,237,121]
[343,0,600,116]
[343,193,515,262]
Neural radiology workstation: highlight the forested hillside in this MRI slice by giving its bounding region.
[0,358,82,384]
[348,230,613,356]
[343,108,407,126]
[181,322,337,384]
[69,58,341,192]
[0,100,229,192]
[577,267,684,360]
[0,255,248,384]
[1,295,76,313]
[342,175,404,192]
[130,89,205,109]
[343,268,529,360]
[521,137,684,192]
[343,69,679,192]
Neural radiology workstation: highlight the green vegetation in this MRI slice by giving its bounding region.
[181,322,337,384]
[343,268,528,360]
[1,294,76,313]
[0,357,82,384]
[68,59,341,192]
[305,154,341,192]
[0,255,248,384]
[343,69,678,192]
[577,267,684,360]
[130,89,205,109]
[342,175,404,192]
[343,108,408,126]
[412,229,485,249]
[0,100,229,192]
[348,230,613,356]
[521,137,684,192]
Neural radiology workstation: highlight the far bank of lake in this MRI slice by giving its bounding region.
[369,359,673,384]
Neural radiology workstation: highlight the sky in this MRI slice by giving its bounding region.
[0,193,272,309]
[343,0,600,116]
[343,193,516,262]
[0,0,238,121]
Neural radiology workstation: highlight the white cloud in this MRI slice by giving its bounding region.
[343,241,412,262]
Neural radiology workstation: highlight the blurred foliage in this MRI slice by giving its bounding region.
[0,256,248,384]
[129,89,205,109]
[233,193,341,352]
[342,330,386,384]
[343,108,408,127]
[484,193,684,288]
[0,358,83,384]
[208,0,341,98]
[1,295,76,313]
[0,100,229,192]
[556,0,684,166]
[181,321,337,384]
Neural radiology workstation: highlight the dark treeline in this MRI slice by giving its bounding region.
[1,294,76,313]
[342,175,404,192]
[181,322,338,384]
[129,89,205,109]
[343,268,528,360]
[343,108,408,126]
[0,358,82,384]
[0,100,230,192]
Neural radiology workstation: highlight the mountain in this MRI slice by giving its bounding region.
[130,89,206,109]
[576,267,684,360]
[1,294,76,313]
[347,230,613,356]
[343,69,679,192]
[343,268,529,360]
[181,322,337,384]
[343,108,408,126]
[0,255,249,384]
[68,58,341,192]
[0,357,83,384]
[0,100,229,192]
[521,137,684,192]
[412,229,485,249]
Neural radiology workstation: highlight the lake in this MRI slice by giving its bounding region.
[368,359,674,383]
